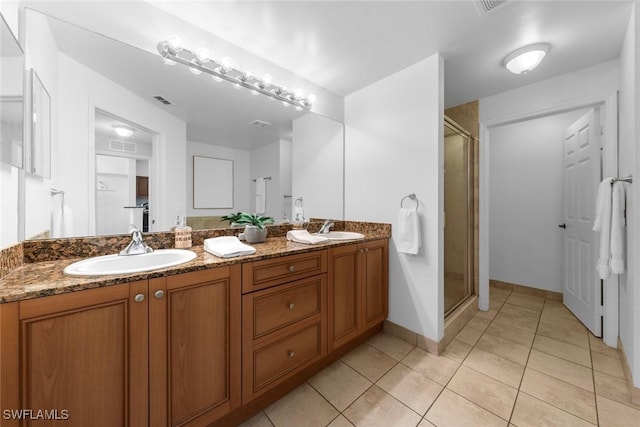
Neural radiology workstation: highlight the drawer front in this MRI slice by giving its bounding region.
[253,323,322,392]
[251,276,324,339]
[242,250,327,293]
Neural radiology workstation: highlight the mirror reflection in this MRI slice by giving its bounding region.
[23,10,345,240]
[0,14,24,169]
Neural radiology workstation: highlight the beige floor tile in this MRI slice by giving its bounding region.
[491,288,512,301]
[417,419,436,427]
[505,293,545,311]
[341,344,397,382]
[239,411,273,427]
[401,347,460,386]
[476,308,499,321]
[520,368,596,424]
[456,323,484,345]
[343,385,421,427]
[588,333,620,358]
[542,300,576,318]
[485,321,536,348]
[537,317,589,349]
[494,311,538,334]
[533,335,592,367]
[476,332,531,365]
[441,339,473,364]
[308,360,372,411]
[596,395,640,427]
[511,393,595,427]
[265,383,338,427]
[377,363,443,415]
[462,348,524,388]
[327,415,354,427]
[501,303,542,321]
[591,351,625,379]
[490,299,505,311]
[527,350,594,392]
[466,313,492,331]
[367,332,415,361]
[447,366,518,420]
[425,389,507,427]
[539,310,586,328]
[594,370,633,406]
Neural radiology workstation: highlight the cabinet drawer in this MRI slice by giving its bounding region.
[249,276,324,339]
[242,250,327,293]
[253,323,322,393]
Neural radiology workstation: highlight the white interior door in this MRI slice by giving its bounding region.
[562,109,601,336]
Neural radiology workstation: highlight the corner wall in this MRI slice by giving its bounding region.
[344,54,444,341]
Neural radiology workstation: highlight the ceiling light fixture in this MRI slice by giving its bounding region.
[503,43,550,75]
[113,125,135,138]
[157,37,314,111]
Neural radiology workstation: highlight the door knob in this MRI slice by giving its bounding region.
[558,224,566,229]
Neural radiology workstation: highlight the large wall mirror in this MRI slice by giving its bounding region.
[21,8,345,240]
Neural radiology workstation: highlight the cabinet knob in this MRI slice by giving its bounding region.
[288,265,296,272]
[288,350,295,358]
[134,294,145,303]
[359,249,364,253]
[154,290,165,299]
[365,248,369,252]
[288,303,295,310]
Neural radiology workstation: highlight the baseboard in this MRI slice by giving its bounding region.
[490,279,562,301]
[617,337,640,406]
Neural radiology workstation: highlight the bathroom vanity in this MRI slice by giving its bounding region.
[0,225,388,427]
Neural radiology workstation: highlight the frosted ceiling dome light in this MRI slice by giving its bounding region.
[503,43,550,74]
[113,125,135,138]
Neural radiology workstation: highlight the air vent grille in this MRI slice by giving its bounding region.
[249,120,271,128]
[153,95,173,105]
[109,139,137,153]
[477,0,507,14]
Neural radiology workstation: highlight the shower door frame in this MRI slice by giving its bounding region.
[444,116,475,318]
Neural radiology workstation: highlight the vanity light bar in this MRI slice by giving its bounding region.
[157,38,313,111]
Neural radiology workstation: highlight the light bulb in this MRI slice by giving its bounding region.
[250,88,260,96]
[221,57,233,71]
[307,94,316,103]
[163,57,176,66]
[295,106,304,111]
[211,74,223,83]
[262,74,272,85]
[195,47,210,64]
[189,61,202,75]
[281,101,290,107]
[166,35,183,53]
[294,88,304,99]
[233,83,242,90]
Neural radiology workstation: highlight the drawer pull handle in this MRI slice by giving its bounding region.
[154,290,165,299]
[134,294,145,303]
[288,265,296,272]
[288,303,295,310]
[288,350,295,358]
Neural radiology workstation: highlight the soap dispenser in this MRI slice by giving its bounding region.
[174,216,192,248]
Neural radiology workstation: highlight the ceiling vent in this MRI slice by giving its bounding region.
[249,120,271,128]
[153,95,173,105]
[476,0,508,14]
[109,139,137,153]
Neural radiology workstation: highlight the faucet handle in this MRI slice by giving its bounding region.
[128,224,140,234]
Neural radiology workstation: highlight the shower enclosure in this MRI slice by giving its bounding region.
[444,116,474,317]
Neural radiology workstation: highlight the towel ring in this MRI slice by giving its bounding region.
[401,193,418,210]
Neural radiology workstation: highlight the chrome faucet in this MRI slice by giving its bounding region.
[119,225,154,256]
[317,219,335,234]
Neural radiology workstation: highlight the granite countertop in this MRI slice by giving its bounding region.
[0,233,389,304]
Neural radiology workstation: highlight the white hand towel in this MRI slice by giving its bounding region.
[255,178,266,215]
[204,236,256,258]
[62,206,74,238]
[51,207,63,238]
[594,178,613,279]
[610,181,626,274]
[286,230,328,245]
[397,208,421,255]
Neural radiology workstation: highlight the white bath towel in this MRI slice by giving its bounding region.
[610,181,626,274]
[397,207,421,255]
[255,177,266,215]
[594,177,613,279]
[204,236,256,258]
[286,230,329,245]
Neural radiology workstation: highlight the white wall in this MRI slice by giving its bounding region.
[489,110,586,292]
[292,114,344,221]
[345,54,444,341]
[618,1,640,389]
[187,140,251,217]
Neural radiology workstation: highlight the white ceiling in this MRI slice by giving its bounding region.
[149,0,633,107]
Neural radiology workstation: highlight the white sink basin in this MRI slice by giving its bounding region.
[63,249,197,277]
[320,231,366,241]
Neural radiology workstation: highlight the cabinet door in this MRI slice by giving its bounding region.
[150,266,241,427]
[328,244,361,351]
[15,282,148,427]
[361,239,389,331]
[136,176,149,197]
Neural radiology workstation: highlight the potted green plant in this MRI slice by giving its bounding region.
[233,213,274,243]
[221,212,244,228]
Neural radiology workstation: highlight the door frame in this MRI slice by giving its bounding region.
[478,92,619,346]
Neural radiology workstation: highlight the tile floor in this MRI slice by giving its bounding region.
[240,287,640,427]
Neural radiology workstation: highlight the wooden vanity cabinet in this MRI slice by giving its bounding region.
[0,265,241,427]
[328,239,388,351]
